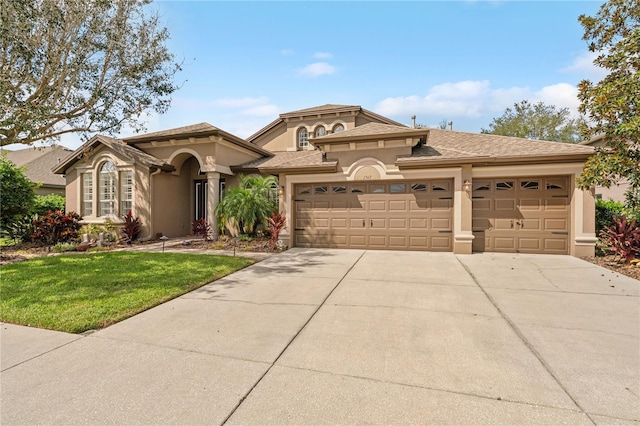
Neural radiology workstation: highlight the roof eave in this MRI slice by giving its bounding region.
[396,153,593,169]
[314,129,428,144]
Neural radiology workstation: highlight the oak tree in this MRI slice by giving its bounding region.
[0,0,181,146]
[482,100,585,143]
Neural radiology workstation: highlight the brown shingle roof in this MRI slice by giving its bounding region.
[123,123,217,142]
[397,129,594,166]
[53,136,174,174]
[234,150,337,173]
[314,122,418,141]
[5,145,72,187]
[247,104,405,143]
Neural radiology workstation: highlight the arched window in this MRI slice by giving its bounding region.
[298,128,309,148]
[99,161,116,216]
[315,126,326,138]
[333,124,344,133]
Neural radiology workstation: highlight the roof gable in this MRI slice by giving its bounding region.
[5,145,72,186]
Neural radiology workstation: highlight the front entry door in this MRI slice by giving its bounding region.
[194,180,208,220]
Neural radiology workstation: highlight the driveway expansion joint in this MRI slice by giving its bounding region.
[0,335,84,373]
[456,255,598,425]
[273,363,588,415]
[220,250,368,425]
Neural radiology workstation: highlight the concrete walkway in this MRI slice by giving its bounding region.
[1,249,638,425]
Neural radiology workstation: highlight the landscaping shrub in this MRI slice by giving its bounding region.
[267,211,286,249]
[52,242,77,252]
[596,199,625,234]
[121,211,141,243]
[192,218,211,239]
[600,215,640,262]
[31,211,82,245]
[0,157,35,230]
[33,194,66,215]
[2,214,36,243]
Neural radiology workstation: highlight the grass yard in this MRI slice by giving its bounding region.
[0,252,253,333]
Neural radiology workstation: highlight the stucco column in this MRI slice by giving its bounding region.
[207,172,220,238]
[453,165,474,254]
[279,173,292,249]
[572,182,597,257]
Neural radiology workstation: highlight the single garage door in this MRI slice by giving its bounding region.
[472,176,570,254]
[294,180,453,251]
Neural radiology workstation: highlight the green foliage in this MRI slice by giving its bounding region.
[481,100,585,143]
[600,215,640,262]
[238,234,254,242]
[0,252,254,333]
[51,242,77,253]
[33,194,65,215]
[0,156,35,229]
[121,210,142,243]
[192,218,211,239]
[0,0,182,146]
[31,210,82,245]
[267,212,287,249]
[577,0,640,212]
[215,174,278,236]
[2,214,36,242]
[596,198,625,233]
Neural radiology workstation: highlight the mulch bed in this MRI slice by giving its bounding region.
[581,255,640,281]
[2,240,638,281]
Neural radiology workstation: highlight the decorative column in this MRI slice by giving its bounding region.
[453,165,474,254]
[206,172,220,238]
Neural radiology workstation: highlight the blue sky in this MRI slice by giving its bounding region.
[11,1,607,150]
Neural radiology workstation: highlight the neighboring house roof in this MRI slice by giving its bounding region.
[123,122,271,156]
[53,135,174,174]
[233,150,337,174]
[396,129,594,167]
[5,145,72,188]
[246,104,406,144]
[312,122,426,142]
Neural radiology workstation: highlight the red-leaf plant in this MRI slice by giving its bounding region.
[267,212,286,250]
[121,210,142,244]
[600,215,640,262]
[192,218,211,240]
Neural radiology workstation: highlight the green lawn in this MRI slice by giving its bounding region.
[0,252,253,333]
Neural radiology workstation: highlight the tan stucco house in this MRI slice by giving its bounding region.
[54,104,597,257]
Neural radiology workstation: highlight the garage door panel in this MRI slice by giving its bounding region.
[472,199,491,211]
[544,218,568,231]
[331,218,348,229]
[431,218,451,230]
[294,179,453,251]
[409,218,429,230]
[388,236,407,248]
[472,176,569,255]
[431,200,452,210]
[389,200,407,211]
[520,199,541,210]
[389,218,407,229]
[431,236,453,250]
[495,199,517,210]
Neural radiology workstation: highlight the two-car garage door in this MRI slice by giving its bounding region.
[293,175,571,254]
[294,180,453,251]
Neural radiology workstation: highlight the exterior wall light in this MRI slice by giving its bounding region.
[463,179,472,193]
[278,186,284,196]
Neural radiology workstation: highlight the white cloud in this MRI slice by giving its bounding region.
[297,62,336,78]
[241,104,280,117]
[374,80,582,120]
[210,96,270,108]
[313,52,333,59]
[561,50,608,80]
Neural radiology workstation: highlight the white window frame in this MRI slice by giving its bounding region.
[82,173,93,216]
[298,127,309,148]
[99,161,117,216]
[120,170,133,214]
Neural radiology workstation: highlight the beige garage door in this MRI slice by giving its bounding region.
[472,176,570,254]
[294,180,453,251]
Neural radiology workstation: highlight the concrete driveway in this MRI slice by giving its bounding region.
[1,249,638,425]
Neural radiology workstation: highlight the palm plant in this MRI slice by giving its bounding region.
[215,174,278,236]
